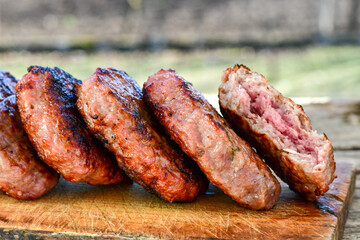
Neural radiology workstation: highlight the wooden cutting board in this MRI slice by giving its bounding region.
[0,161,355,240]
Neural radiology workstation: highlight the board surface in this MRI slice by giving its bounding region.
[0,162,355,240]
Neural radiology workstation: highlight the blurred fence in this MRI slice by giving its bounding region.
[0,0,359,50]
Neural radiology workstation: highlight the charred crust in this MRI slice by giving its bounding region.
[96,67,130,79]
[101,137,109,145]
[64,121,91,150]
[149,101,162,112]
[0,82,13,96]
[16,81,34,92]
[179,81,205,105]
[96,68,136,94]
[96,67,109,75]
[28,66,80,84]
[143,90,150,101]
[213,118,226,131]
[0,71,18,98]
[0,70,17,82]
[205,113,214,120]
[188,93,203,104]
[135,122,146,131]
[27,65,42,73]
[179,81,191,91]
[132,109,141,119]
[232,64,251,72]
[90,114,98,119]
[176,165,194,183]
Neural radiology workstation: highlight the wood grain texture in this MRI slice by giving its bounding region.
[335,151,360,240]
[0,161,355,240]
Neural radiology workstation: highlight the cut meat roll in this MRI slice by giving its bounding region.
[219,64,336,201]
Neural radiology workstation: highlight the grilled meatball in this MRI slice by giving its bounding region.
[76,68,208,202]
[143,69,280,210]
[0,95,59,200]
[16,66,128,185]
[0,70,17,99]
[219,65,336,201]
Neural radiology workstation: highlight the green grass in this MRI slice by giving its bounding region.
[0,45,359,97]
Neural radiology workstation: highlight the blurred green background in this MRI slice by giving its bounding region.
[0,0,359,97]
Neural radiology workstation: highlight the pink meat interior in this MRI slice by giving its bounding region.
[221,70,330,166]
[243,82,316,155]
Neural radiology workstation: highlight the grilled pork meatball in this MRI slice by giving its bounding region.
[76,68,208,202]
[219,65,335,201]
[0,95,59,200]
[143,69,280,210]
[0,70,18,99]
[16,66,128,185]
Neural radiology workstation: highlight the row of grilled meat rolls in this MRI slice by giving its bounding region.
[0,65,335,210]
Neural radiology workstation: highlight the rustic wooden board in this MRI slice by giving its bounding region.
[0,161,355,240]
[335,151,360,240]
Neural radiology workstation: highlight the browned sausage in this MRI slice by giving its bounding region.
[219,65,335,201]
[143,69,280,210]
[16,66,128,185]
[76,68,208,202]
[0,70,17,99]
[0,95,59,200]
